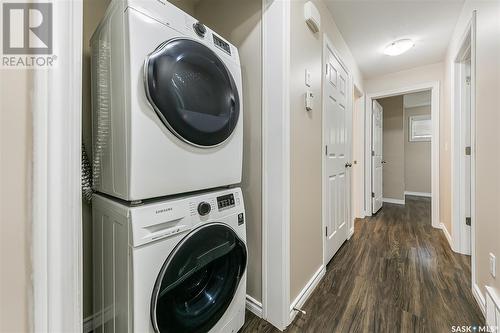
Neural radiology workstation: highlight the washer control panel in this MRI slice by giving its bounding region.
[217,193,235,211]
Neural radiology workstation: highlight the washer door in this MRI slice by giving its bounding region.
[151,223,247,333]
[144,38,240,147]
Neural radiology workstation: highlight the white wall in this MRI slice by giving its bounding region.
[444,0,500,297]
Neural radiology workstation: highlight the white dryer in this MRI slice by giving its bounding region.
[93,188,247,333]
[91,0,243,201]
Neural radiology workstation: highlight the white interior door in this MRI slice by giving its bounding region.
[324,46,351,264]
[372,100,383,213]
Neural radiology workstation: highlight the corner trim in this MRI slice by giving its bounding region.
[246,295,263,318]
[32,1,84,331]
[289,265,326,323]
[261,0,291,329]
[404,191,432,198]
[439,223,455,252]
[382,197,405,205]
[473,283,486,316]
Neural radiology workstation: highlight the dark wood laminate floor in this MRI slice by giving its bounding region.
[240,196,484,333]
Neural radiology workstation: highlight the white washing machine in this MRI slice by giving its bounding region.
[93,187,247,333]
[91,0,243,201]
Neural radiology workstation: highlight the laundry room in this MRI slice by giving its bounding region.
[81,0,263,331]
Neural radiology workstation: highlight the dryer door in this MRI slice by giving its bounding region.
[151,223,247,333]
[144,38,240,148]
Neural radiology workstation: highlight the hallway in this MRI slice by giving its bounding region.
[241,196,484,332]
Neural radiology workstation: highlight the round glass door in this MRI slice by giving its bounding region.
[144,38,240,147]
[151,223,247,333]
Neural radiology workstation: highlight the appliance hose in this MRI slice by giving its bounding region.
[82,143,93,204]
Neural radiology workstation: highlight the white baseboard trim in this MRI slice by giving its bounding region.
[348,226,354,239]
[289,265,326,323]
[439,223,455,252]
[246,294,263,318]
[473,283,486,316]
[383,197,405,205]
[485,286,500,326]
[404,191,432,198]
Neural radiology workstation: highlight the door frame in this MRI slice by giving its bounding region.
[352,85,365,219]
[322,34,354,267]
[451,12,477,286]
[371,100,384,213]
[32,1,84,331]
[365,81,440,229]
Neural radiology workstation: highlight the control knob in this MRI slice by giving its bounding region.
[193,22,206,37]
[197,201,211,216]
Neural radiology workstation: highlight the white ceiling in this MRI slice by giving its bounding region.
[325,1,464,79]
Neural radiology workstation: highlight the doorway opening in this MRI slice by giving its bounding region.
[371,91,433,213]
[365,82,440,228]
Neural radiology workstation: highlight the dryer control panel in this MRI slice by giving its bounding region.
[213,34,231,55]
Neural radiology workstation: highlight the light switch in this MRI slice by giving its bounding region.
[305,90,313,111]
[305,69,311,87]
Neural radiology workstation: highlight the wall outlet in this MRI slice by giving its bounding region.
[489,253,496,278]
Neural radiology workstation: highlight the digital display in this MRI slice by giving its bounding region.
[213,35,231,55]
[217,193,235,210]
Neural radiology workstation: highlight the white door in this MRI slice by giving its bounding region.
[324,47,351,264]
[372,100,383,213]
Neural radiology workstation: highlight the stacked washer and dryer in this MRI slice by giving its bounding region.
[90,1,247,332]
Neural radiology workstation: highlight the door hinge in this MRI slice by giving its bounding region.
[372,150,375,156]
[372,192,375,198]
[325,145,328,155]
[466,217,471,226]
[325,226,328,237]
[465,146,471,156]
[326,63,328,76]
[466,76,471,85]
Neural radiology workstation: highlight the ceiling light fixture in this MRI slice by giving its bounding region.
[383,39,414,56]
